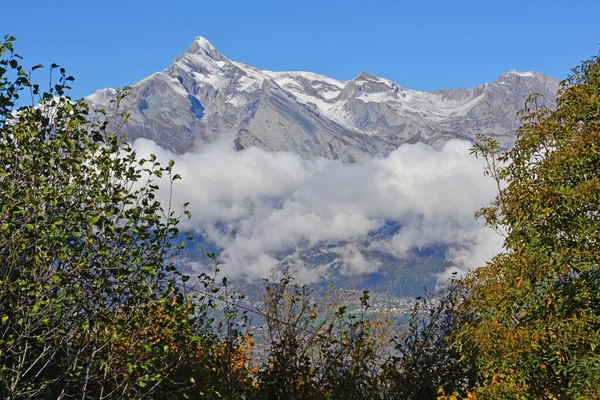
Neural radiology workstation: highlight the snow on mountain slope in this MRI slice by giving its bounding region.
[84,37,563,291]
[87,36,560,160]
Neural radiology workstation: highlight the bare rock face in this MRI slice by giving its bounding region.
[87,37,559,160]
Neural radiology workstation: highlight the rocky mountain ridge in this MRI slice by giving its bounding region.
[88,37,560,161]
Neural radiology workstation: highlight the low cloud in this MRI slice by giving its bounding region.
[132,138,503,284]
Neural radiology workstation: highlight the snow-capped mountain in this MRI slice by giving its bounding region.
[87,37,559,161]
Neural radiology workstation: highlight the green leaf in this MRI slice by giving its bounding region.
[224,312,235,320]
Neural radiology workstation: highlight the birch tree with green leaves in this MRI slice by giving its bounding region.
[0,34,200,399]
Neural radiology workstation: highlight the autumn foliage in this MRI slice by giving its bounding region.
[458,54,600,398]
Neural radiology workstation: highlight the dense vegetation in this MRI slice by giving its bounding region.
[1,34,599,399]
[457,54,600,398]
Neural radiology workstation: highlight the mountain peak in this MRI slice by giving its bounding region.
[495,70,538,82]
[186,36,224,61]
[354,72,378,81]
[88,37,560,160]
[505,70,536,77]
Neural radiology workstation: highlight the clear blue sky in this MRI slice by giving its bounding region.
[4,0,600,99]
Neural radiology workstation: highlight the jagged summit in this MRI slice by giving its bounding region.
[354,72,378,81]
[87,36,560,160]
[186,36,224,61]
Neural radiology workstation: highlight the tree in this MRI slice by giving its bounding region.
[459,53,600,398]
[383,284,479,400]
[0,34,200,399]
[257,268,391,400]
[175,267,259,400]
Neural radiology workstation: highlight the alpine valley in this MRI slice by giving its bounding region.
[87,37,560,297]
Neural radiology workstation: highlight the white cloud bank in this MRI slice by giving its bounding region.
[131,138,504,284]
